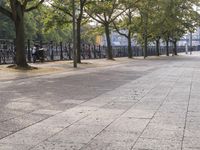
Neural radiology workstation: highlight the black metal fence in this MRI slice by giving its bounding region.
[0,39,200,65]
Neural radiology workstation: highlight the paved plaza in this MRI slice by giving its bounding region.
[0,54,200,150]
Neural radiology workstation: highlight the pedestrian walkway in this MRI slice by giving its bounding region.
[0,54,200,150]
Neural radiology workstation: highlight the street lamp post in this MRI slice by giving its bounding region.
[72,0,77,68]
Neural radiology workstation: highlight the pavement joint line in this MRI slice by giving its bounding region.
[0,109,44,123]
[0,109,63,140]
[0,100,64,123]
[180,68,195,150]
[78,69,172,150]
[0,97,96,139]
[130,67,184,150]
[28,114,90,150]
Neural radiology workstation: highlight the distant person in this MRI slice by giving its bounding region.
[32,44,38,63]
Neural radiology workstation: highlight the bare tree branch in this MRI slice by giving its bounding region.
[25,0,44,12]
[23,0,34,8]
[0,6,13,20]
[51,3,73,17]
[78,0,87,20]
[86,11,104,24]
[110,9,126,23]
[113,21,128,38]
[107,0,117,21]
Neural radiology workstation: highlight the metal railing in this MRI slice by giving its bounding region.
[0,39,199,64]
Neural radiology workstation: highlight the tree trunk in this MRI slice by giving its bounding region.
[173,40,177,55]
[127,31,132,58]
[144,34,148,58]
[105,24,113,59]
[127,9,132,59]
[156,39,160,56]
[166,40,169,56]
[14,5,28,68]
[143,13,148,59]
[76,20,81,63]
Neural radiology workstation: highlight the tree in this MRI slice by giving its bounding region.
[0,0,44,68]
[136,0,156,58]
[160,0,200,56]
[113,0,139,58]
[147,0,164,56]
[86,0,124,60]
[76,0,87,63]
[51,0,88,63]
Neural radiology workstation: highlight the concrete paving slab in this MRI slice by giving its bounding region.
[31,141,84,150]
[0,143,31,150]
[0,125,63,146]
[0,113,49,133]
[132,138,182,150]
[32,109,62,116]
[121,109,156,119]
[81,140,134,150]
[0,55,200,150]
[140,124,183,141]
[182,137,200,150]
[93,130,139,144]
[0,130,12,139]
[105,117,150,133]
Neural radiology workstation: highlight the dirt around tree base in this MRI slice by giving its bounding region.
[106,58,116,61]
[7,64,38,70]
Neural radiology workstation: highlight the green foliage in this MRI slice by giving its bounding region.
[0,1,14,39]
[0,4,73,43]
[34,5,72,42]
[86,0,123,25]
[157,0,200,41]
[0,13,15,39]
[81,24,103,43]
